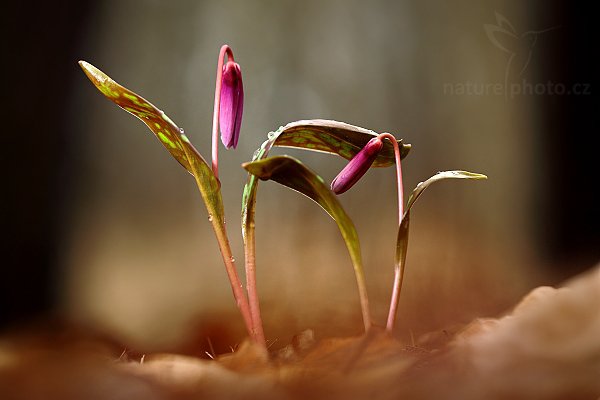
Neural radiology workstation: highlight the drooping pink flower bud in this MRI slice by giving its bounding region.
[219,60,244,149]
[331,137,384,194]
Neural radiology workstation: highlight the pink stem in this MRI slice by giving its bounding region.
[211,45,234,179]
[377,133,404,226]
[244,228,266,347]
[215,229,255,339]
[209,46,266,346]
[182,142,255,342]
[376,133,405,332]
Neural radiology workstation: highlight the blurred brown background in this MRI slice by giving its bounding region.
[2,0,597,353]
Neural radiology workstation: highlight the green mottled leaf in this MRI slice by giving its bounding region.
[270,119,410,167]
[79,61,196,174]
[79,60,227,257]
[243,155,371,331]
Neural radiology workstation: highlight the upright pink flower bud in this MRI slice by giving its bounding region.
[331,137,384,194]
[219,60,244,149]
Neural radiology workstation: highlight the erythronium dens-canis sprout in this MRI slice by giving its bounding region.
[79,45,266,349]
[79,42,486,352]
[332,131,487,332]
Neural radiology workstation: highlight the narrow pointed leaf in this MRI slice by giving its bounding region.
[243,155,371,331]
[79,61,197,174]
[79,60,227,243]
[399,170,487,263]
[389,170,486,329]
[403,170,488,220]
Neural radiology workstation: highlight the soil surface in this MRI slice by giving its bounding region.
[1,266,599,399]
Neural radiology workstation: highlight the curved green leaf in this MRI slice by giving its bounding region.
[79,61,197,174]
[79,61,224,218]
[388,170,487,329]
[399,169,487,267]
[243,155,371,332]
[403,170,488,220]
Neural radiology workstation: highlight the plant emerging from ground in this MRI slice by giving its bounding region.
[79,44,486,353]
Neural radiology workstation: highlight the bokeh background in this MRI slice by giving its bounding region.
[3,1,597,354]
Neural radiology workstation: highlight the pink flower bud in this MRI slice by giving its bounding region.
[219,61,244,149]
[331,137,384,194]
